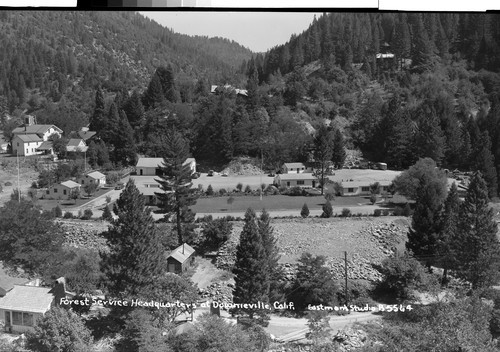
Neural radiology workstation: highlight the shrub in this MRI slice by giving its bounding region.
[53,205,63,218]
[201,218,233,252]
[301,203,310,218]
[4,181,12,186]
[219,188,227,196]
[286,186,305,196]
[341,208,351,217]
[382,209,390,216]
[106,171,120,185]
[81,209,93,220]
[324,187,336,202]
[403,203,412,216]
[236,183,243,192]
[321,200,333,218]
[31,181,38,189]
[393,206,404,216]
[261,183,266,191]
[105,195,112,204]
[197,184,204,193]
[102,205,113,221]
[370,194,377,204]
[206,184,214,196]
[63,212,74,219]
[373,209,382,217]
[244,185,252,193]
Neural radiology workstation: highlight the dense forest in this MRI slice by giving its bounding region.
[2,12,500,193]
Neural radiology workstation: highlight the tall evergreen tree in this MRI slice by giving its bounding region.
[89,86,107,135]
[100,179,167,299]
[155,129,198,245]
[313,125,334,195]
[455,172,500,289]
[437,182,461,284]
[113,110,137,166]
[331,127,346,169]
[413,111,446,165]
[232,208,270,324]
[124,90,145,131]
[258,210,283,302]
[102,102,120,145]
[143,73,165,109]
[471,131,498,198]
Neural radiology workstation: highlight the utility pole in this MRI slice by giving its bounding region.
[344,251,348,306]
[16,150,20,202]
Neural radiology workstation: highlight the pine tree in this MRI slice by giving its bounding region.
[100,179,167,299]
[102,102,120,145]
[321,200,333,218]
[124,90,145,130]
[331,127,346,169]
[437,182,461,284]
[89,86,107,135]
[406,171,447,267]
[155,129,198,245]
[455,172,500,289]
[258,210,282,302]
[471,131,498,198]
[156,65,180,103]
[143,73,165,109]
[232,208,270,324]
[313,125,334,195]
[112,110,137,166]
[413,111,446,164]
[102,204,113,221]
[301,203,310,218]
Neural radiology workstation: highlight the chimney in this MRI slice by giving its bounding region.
[182,243,185,255]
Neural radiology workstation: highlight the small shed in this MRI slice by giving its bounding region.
[166,243,196,274]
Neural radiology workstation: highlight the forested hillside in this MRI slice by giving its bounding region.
[3,12,500,196]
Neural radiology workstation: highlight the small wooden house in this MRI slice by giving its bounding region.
[166,243,196,274]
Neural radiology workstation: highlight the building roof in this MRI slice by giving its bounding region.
[12,125,62,135]
[14,134,42,143]
[85,171,106,180]
[376,53,395,59]
[60,180,81,189]
[0,285,54,313]
[276,173,316,181]
[136,157,195,169]
[36,141,53,151]
[283,162,306,169]
[66,139,88,152]
[0,263,30,295]
[341,180,393,188]
[168,243,195,264]
[77,130,97,140]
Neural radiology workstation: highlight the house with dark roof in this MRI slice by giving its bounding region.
[167,243,196,274]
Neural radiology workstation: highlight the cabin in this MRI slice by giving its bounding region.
[78,171,106,187]
[166,243,196,274]
[66,138,88,153]
[274,173,317,188]
[48,180,82,200]
[281,162,312,174]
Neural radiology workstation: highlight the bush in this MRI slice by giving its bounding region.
[106,171,120,185]
[393,206,404,216]
[341,208,351,217]
[382,209,390,216]
[4,181,12,186]
[286,186,306,196]
[236,183,243,192]
[63,212,74,219]
[105,195,112,204]
[219,188,227,196]
[321,200,333,218]
[206,184,214,196]
[81,209,93,220]
[370,194,377,204]
[244,185,252,193]
[53,206,63,218]
[301,203,310,218]
[403,203,412,216]
[324,187,336,202]
[373,209,382,217]
[31,181,38,189]
[201,218,233,252]
[261,183,266,190]
[102,205,113,221]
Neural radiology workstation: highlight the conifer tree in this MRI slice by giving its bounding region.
[102,102,120,145]
[101,204,113,221]
[112,110,137,166]
[124,90,145,130]
[89,86,107,134]
[143,73,165,109]
[331,127,346,169]
[321,200,333,218]
[258,210,282,302]
[471,131,498,198]
[437,182,461,284]
[100,179,167,299]
[301,203,310,218]
[406,171,447,267]
[313,125,334,195]
[232,208,270,324]
[455,172,500,289]
[155,129,198,245]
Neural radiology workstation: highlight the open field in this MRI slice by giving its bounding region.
[0,154,39,206]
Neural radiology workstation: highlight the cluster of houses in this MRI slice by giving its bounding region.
[45,170,107,200]
[10,115,95,157]
[274,162,399,197]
